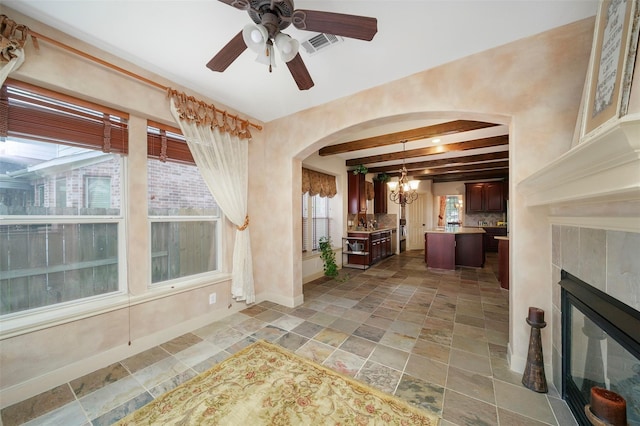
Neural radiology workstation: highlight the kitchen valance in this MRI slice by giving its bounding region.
[365,181,374,201]
[302,168,337,198]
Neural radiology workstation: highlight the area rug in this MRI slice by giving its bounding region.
[117,339,440,425]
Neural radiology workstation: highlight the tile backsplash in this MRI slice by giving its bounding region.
[465,212,505,227]
[346,213,397,230]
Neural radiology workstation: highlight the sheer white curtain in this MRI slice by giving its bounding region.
[169,97,255,304]
[0,48,24,86]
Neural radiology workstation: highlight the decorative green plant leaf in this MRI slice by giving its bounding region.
[352,164,368,175]
[317,237,350,281]
[318,236,339,278]
[374,172,390,183]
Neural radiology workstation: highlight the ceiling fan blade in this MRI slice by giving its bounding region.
[291,9,377,41]
[286,53,314,90]
[206,31,247,72]
[216,0,251,11]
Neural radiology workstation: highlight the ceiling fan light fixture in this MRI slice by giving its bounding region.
[250,29,263,43]
[254,43,275,70]
[210,1,377,90]
[274,32,299,62]
[242,24,268,53]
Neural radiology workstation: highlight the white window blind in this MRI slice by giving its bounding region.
[302,193,330,252]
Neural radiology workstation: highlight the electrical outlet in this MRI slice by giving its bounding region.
[209,293,216,304]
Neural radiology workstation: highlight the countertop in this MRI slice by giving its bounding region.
[347,227,395,234]
[425,227,486,234]
[494,236,510,241]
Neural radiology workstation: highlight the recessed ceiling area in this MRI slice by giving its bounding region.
[2,1,595,179]
[2,1,597,122]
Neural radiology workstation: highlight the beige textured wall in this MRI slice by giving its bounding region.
[0,4,595,406]
[0,6,261,407]
[252,18,595,374]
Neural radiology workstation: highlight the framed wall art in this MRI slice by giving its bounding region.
[580,0,639,140]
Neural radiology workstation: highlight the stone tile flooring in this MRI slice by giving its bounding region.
[0,250,577,425]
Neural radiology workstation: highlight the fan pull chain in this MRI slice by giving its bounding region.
[266,46,272,73]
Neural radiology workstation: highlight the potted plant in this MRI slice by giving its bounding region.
[352,164,368,175]
[374,172,390,183]
[318,236,339,278]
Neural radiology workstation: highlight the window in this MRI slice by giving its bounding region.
[147,124,220,285]
[85,176,111,209]
[302,192,330,252]
[444,195,463,225]
[0,80,128,316]
[36,184,44,206]
[55,178,66,208]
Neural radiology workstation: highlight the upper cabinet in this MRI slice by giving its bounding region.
[348,173,367,214]
[374,180,387,214]
[465,181,505,213]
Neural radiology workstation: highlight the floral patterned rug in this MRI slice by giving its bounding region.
[117,340,440,425]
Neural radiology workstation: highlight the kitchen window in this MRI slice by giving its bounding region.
[444,195,463,225]
[302,193,330,252]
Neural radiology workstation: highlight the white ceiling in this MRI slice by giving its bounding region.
[4,0,598,124]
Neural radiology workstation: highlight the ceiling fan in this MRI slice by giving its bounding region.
[207,0,378,90]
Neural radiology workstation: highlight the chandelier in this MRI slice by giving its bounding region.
[387,141,419,205]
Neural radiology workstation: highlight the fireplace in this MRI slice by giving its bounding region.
[560,270,640,424]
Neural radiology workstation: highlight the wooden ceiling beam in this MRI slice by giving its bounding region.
[383,162,508,179]
[345,135,508,166]
[412,161,509,176]
[366,151,509,173]
[319,120,499,156]
[424,169,509,183]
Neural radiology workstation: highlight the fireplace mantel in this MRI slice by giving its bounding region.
[519,114,640,208]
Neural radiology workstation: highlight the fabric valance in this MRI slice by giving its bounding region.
[168,89,253,140]
[302,168,337,198]
[365,181,375,201]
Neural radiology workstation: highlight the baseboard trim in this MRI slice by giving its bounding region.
[0,305,244,409]
[256,292,304,309]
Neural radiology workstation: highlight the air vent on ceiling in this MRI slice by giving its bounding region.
[301,33,344,55]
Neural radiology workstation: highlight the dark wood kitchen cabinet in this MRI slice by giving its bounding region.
[348,173,367,214]
[465,182,505,213]
[455,233,485,267]
[425,231,485,269]
[346,230,392,267]
[483,227,507,252]
[374,180,387,213]
[424,233,455,270]
[498,237,509,289]
[371,229,392,263]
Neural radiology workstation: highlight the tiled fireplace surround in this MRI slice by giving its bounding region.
[550,224,640,404]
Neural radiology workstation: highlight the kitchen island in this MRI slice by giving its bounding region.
[424,227,486,270]
[496,236,509,289]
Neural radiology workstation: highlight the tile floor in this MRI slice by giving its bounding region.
[1,250,578,426]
